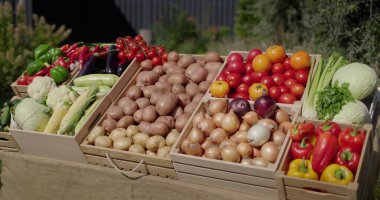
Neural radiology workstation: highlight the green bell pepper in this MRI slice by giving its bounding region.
[39,48,63,64]
[26,60,45,75]
[34,44,51,60]
[50,65,70,84]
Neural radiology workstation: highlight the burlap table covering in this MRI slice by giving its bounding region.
[0,151,269,200]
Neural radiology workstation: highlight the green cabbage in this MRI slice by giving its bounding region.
[333,100,369,124]
[14,98,51,131]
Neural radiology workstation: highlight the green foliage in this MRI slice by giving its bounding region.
[0,0,71,103]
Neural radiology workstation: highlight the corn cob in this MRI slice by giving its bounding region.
[74,98,100,134]
[44,105,67,134]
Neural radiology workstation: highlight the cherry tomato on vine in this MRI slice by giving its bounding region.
[135,51,146,61]
[151,56,162,66]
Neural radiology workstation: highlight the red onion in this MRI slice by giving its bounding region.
[253,96,277,118]
[229,98,251,117]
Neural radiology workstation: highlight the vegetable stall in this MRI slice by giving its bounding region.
[1,35,379,200]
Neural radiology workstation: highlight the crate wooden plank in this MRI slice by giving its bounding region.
[177,172,278,199]
[285,186,346,200]
[0,132,19,150]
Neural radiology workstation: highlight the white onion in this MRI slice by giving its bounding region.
[247,124,271,146]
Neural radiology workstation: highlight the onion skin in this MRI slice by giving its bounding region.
[183,142,203,156]
[192,112,205,127]
[205,146,222,160]
[237,143,253,158]
[230,131,248,143]
[220,139,237,149]
[229,98,251,117]
[221,147,241,162]
[166,130,180,146]
[242,111,259,126]
[279,121,292,133]
[241,158,253,165]
[253,96,277,118]
[188,127,204,143]
[260,142,279,163]
[253,147,261,157]
[272,130,286,146]
[247,124,271,147]
[208,99,228,116]
[221,110,240,133]
[274,110,290,124]
[257,119,278,132]
[251,157,269,167]
[239,121,250,131]
[209,128,228,144]
[212,112,225,128]
[201,138,214,150]
[197,118,216,137]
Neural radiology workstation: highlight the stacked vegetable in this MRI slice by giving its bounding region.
[181,97,291,167]
[211,45,312,104]
[85,51,224,157]
[0,98,20,132]
[287,121,367,185]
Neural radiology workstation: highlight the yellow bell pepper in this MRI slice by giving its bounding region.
[321,164,354,185]
[310,134,317,146]
[287,158,318,180]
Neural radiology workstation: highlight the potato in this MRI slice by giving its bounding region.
[168,73,187,85]
[116,116,134,128]
[126,86,141,100]
[118,97,132,107]
[94,136,112,148]
[190,67,208,84]
[102,118,117,133]
[135,98,150,109]
[204,52,222,63]
[150,92,162,105]
[156,116,175,129]
[166,66,185,75]
[168,51,179,62]
[172,84,186,94]
[175,113,191,132]
[143,105,158,123]
[192,93,204,103]
[185,63,202,78]
[153,65,164,75]
[186,82,200,98]
[123,100,138,116]
[109,128,128,141]
[133,109,143,123]
[205,62,223,72]
[166,129,180,146]
[156,94,178,116]
[149,121,170,136]
[155,81,171,93]
[142,85,157,98]
[184,102,198,114]
[107,106,124,120]
[138,121,152,134]
[140,59,153,71]
[206,71,217,83]
[199,81,211,93]
[146,135,166,151]
[126,125,139,137]
[113,137,132,151]
[140,71,160,86]
[171,106,184,119]
[163,61,177,72]
[157,146,171,158]
[129,144,145,154]
[197,58,206,66]
[178,55,196,68]
[177,93,191,107]
[87,126,105,144]
[132,132,149,148]
[159,74,170,82]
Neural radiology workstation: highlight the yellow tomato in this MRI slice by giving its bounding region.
[249,83,268,100]
[290,51,310,70]
[210,81,230,98]
[252,54,272,72]
[266,45,286,63]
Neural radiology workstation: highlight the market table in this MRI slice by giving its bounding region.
[0,151,273,200]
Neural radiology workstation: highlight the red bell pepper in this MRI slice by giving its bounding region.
[34,65,53,76]
[53,57,70,70]
[291,137,313,159]
[26,75,39,85]
[335,146,360,173]
[290,122,315,141]
[338,127,366,154]
[79,46,90,68]
[316,121,341,137]
[65,43,78,56]
[312,133,338,174]
[60,44,69,52]
[16,72,29,85]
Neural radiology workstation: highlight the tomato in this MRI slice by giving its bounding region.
[272,63,285,74]
[234,93,250,100]
[249,83,269,100]
[227,60,245,74]
[210,81,230,98]
[152,56,162,66]
[260,76,275,89]
[137,40,147,47]
[279,85,289,93]
[226,73,242,88]
[217,73,227,81]
[269,86,282,101]
[116,37,125,44]
[130,43,140,53]
[272,73,285,86]
[161,53,168,62]
[224,69,231,76]
[245,62,254,74]
[252,71,268,83]
[283,57,292,69]
[135,51,146,61]
[295,70,309,85]
[246,49,262,64]
[147,49,158,60]
[134,34,144,41]
[16,73,29,85]
[284,69,296,79]
[290,51,310,70]
[156,46,166,55]
[242,74,254,85]
[227,53,244,63]
[284,78,297,89]
[237,83,249,94]
[290,83,305,99]
[118,50,127,60]
[124,36,133,42]
[266,45,286,63]
[126,51,136,61]
[278,93,296,104]
[115,43,125,50]
[252,54,272,72]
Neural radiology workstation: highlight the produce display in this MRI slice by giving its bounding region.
[0,98,20,132]
[211,45,312,104]
[286,121,367,185]
[85,51,224,157]
[180,97,291,166]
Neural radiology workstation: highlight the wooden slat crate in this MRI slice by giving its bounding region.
[276,117,374,200]
[170,97,301,199]
[0,131,19,151]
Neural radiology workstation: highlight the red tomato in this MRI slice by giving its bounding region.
[284,78,297,89]
[135,51,146,61]
[226,73,242,88]
[156,46,166,55]
[279,85,289,93]
[252,71,268,83]
[17,73,29,85]
[217,73,227,81]
[147,50,158,60]
[246,49,262,64]
[161,53,168,62]
[118,50,127,60]
[126,51,136,61]
[242,74,254,85]
[151,56,162,66]
[134,34,144,41]
[130,43,140,53]
[284,69,296,79]
[290,83,305,99]
[224,69,231,76]
[245,62,254,74]
[227,60,245,74]
[124,36,133,42]
[272,63,285,74]
[237,83,249,94]
[272,73,285,86]
[278,93,296,104]
[283,57,292,69]
[115,43,125,50]
[269,86,282,101]
[116,37,125,44]
[295,70,309,85]
[260,76,275,89]
[227,53,244,63]
[137,40,147,47]
[234,93,250,100]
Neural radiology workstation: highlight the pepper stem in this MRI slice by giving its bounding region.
[341,150,352,161]
[322,123,331,131]
[299,137,309,148]
[292,125,298,135]
[335,169,346,180]
[299,157,308,173]
[351,127,359,137]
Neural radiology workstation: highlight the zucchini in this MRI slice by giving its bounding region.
[73,74,119,87]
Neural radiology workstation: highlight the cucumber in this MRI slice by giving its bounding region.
[73,74,119,87]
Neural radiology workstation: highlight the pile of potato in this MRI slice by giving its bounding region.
[87,51,224,157]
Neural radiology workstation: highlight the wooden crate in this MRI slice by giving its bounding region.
[276,118,374,200]
[170,97,301,199]
[0,131,19,151]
